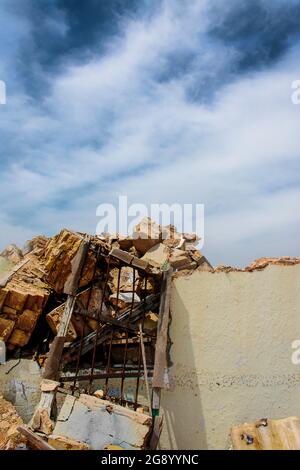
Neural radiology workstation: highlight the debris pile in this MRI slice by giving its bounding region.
[215,256,300,273]
[0,254,50,350]
[0,396,26,450]
[0,217,207,450]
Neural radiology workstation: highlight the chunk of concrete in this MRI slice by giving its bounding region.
[141,243,170,269]
[0,396,25,450]
[52,394,152,450]
[132,217,161,254]
[169,249,191,269]
[0,359,42,423]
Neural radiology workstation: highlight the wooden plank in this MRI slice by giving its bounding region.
[152,267,173,389]
[17,425,55,450]
[139,323,152,414]
[105,336,152,345]
[43,337,66,381]
[57,295,77,336]
[64,237,90,296]
[43,236,90,380]
[149,416,164,450]
[61,370,154,382]
[110,248,149,271]
[109,248,134,265]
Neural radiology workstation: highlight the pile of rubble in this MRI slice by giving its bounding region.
[215,256,300,273]
[0,217,210,353]
[0,217,210,450]
[0,396,26,450]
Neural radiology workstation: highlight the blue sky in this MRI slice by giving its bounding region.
[0,0,299,266]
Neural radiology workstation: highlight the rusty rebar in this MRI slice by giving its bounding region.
[88,256,111,392]
[120,267,136,403]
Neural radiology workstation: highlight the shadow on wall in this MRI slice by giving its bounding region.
[159,280,208,450]
[159,266,300,450]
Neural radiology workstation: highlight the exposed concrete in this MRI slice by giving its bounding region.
[0,359,42,423]
[53,394,151,450]
[160,264,300,450]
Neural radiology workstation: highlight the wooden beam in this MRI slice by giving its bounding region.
[139,323,152,414]
[149,416,164,450]
[152,267,173,389]
[17,425,55,450]
[43,236,90,380]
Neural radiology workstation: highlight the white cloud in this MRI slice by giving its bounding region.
[0,0,299,267]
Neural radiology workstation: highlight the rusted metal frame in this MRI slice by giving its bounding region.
[105,265,122,396]
[56,384,149,412]
[134,274,148,410]
[74,293,159,330]
[107,396,150,412]
[68,294,160,357]
[89,315,156,339]
[64,363,154,373]
[105,336,152,346]
[72,244,102,394]
[61,370,154,382]
[88,256,111,392]
[120,267,136,404]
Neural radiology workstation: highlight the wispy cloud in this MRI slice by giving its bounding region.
[0,0,299,266]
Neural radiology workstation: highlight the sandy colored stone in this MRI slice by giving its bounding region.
[8,329,31,347]
[144,311,158,331]
[24,235,49,256]
[141,243,170,268]
[31,408,54,435]
[46,304,77,342]
[231,416,300,450]
[0,396,25,450]
[40,380,60,393]
[4,289,28,311]
[108,266,139,293]
[0,289,8,311]
[169,249,191,269]
[93,389,104,399]
[161,224,182,248]
[0,244,23,265]
[46,284,111,337]
[0,254,50,348]
[136,275,159,296]
[48,435,90,450]
[1,306,17,318]
[43,229,107,294]
[0,318,15,342]
[132,217,162,254]
[16,309,40,332]
[214,257,300,273]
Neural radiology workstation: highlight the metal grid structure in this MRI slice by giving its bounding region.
[59,245,160,412]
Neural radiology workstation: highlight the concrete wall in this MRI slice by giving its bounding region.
[160,264,300,450]
[0,359,42,422]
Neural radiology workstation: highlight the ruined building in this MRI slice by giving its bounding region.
[0,217,299,450]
